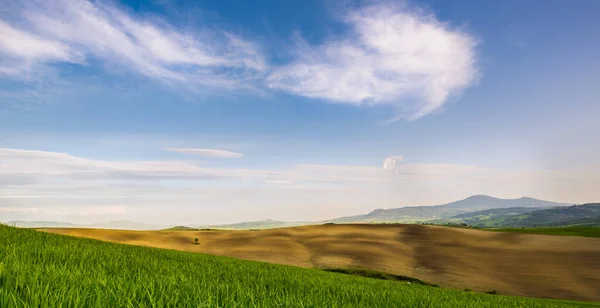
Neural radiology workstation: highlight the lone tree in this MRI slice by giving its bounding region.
[194,238,199,244]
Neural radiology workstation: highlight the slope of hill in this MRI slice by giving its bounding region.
[488,203,600,227]
[327,195,568,223]
[434,207,550,227]
[42,224,600,302]
[5,225,593,307]
[487,226,600,238]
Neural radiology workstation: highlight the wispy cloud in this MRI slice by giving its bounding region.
[0,0,265,88]
[0,148,486,185]
[0,1,479,119]
[0,205,125,216]
[0,148,260,182]
[267,3,478,119]
[164,148,244,158]
[3,147,600,224]
[0,20,83,71]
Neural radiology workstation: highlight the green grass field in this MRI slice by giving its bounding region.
[1,225,598,307]
[485,226,600,238]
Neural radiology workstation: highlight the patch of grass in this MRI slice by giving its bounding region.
[0,225,598,307]
[323,268,438,287]
[485,226,600,238]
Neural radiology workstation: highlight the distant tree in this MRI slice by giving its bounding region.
[194,238,199,244]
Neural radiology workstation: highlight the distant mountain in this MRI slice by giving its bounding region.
[187,195,571,229]
[5,196,583,230]
[488,203,600,227]
[326,195,569,223]
[5,220,167,230]
[193,219,317,230]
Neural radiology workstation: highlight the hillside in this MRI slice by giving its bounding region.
[488,226,600,238]
[487,203,600,227]
[327,195,568,223]
[4,225,594,307]
[41,224,600,302]
[435,207,549,227]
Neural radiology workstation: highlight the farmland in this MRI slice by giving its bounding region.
[2,225,598,307]
[486,226,600,238]
[41,223,600,302]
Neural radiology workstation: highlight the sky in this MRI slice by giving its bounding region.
[1,0,599,225]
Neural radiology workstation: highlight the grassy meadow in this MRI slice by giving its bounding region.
[1,225,599,307]
[486,226,600,238]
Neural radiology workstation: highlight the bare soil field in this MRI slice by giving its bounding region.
[41,224,600,302]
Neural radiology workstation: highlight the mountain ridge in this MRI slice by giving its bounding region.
[4,195,575,230]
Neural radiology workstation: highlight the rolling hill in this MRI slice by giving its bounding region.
[326,195,567,223]
[433,207,551,227]
[483,203,600,227]
[40,223,600,302]
[5,225,596,307]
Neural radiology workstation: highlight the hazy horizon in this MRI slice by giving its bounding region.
[0,194,578,226]
[1,0,600,225]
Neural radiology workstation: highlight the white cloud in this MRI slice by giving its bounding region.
[383,155,403,170]
[164,148,244,158]
[0,205,125,216]
[0,0,265,87]
[0,207,41,214]
[0,1,479,120]
[0,20,82,63]
[2,147,600,224]
[0,19,84,76]
[267,3,478,119]
[0,148,262,181]
[76,205,127,216]
[0,148,487,186]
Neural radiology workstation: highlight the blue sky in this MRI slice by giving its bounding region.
[1,0,599,224]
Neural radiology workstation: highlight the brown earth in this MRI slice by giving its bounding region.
[40,224,600,302]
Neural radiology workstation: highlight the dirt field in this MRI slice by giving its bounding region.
[41,224,600,302]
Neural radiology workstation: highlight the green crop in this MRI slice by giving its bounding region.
[0,225,596,307]
[485,226,600,238]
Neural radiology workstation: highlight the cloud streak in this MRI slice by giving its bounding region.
[164,148,244,158]
[2,148,600,224]
[0,0,265,88]
[267,3,478,119]
[0,148,486,186]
